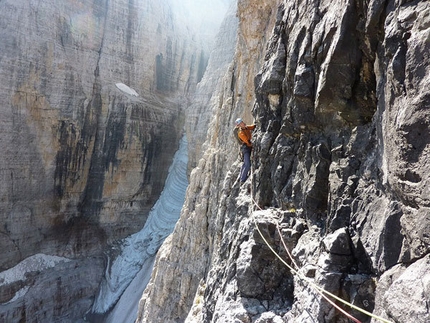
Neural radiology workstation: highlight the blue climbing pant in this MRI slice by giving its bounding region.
[240,145,252,182]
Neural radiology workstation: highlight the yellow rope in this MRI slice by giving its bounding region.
[247,168,393,323]
[275,225,363,323]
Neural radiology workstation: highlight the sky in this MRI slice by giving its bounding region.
[168,0,232,38]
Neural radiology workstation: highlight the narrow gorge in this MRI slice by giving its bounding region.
[1,0,429,323]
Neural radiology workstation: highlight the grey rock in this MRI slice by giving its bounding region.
[322,228,351,256]
[0,255,104,323]
[372,255,430,323]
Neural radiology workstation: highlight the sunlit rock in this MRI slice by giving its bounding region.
[138,1,430,323]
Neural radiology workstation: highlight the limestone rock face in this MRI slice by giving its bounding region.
[186,2,239,168]
[0,0,207,321]
[0,255,104,323]
[138,0,430,323]
[137,1,280,322]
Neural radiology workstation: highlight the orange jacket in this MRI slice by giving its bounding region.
[237,125,255,147]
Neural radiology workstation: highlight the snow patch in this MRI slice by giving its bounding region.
[0,254,70,304]
[105,257,156,323]
[3,286,30,305]
[115,83,139,97]
[0,254,70,286]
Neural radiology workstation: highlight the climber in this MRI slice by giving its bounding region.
[234,118,256,183]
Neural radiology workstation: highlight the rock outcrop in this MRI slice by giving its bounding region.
[0,0,211,321]
[137,0,430,323]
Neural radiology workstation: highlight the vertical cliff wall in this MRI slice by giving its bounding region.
[136,0,280,322]
[137,0,430,323]
[0,0,212,322]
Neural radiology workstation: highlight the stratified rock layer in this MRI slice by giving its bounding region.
[0,0,207,321]
[137,0,430,323]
